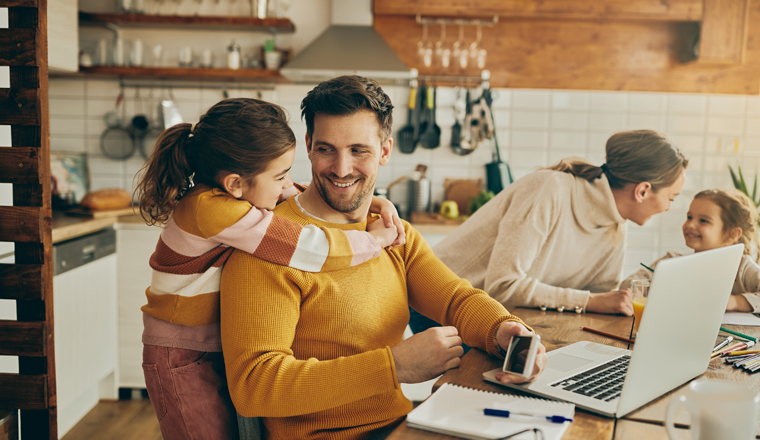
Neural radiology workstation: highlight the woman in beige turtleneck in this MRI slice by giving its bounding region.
[427,130,688,324]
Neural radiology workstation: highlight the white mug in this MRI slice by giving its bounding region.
[666,378,760,440]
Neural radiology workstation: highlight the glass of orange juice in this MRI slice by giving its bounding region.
[631,280,650,338]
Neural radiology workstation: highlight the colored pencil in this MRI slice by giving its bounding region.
[640,263,655,272]
[719,327,758,343]
[581,326,635,344]
[720,343,750,357]
[711,342,746,358]
[726,350,760,356]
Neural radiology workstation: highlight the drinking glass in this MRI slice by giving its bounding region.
[631,280,650,338]
[434,23,451,69]
[130,39,144,67]
[151,45,163,67]
[452,25,468,70]
[178,46,193,67]
[417,23,433,68]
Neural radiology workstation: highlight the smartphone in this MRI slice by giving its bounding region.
[502,333,541,378]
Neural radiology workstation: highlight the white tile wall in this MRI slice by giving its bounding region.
[49,78,758,279]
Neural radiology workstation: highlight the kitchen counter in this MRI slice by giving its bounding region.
[52,210,460,244]
[52,211,144,244]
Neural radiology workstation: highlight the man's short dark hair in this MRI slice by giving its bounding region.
[301,75,394,142]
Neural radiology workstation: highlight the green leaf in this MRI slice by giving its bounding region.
[738,166,750,196]
[729,166,741,190]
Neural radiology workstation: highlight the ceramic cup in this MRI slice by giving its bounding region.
[666,378,760,440]
[264,51,282,69]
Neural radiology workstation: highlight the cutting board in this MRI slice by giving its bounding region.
[444,178,483,215]
[65,205,138,219]
[410,212,465,225]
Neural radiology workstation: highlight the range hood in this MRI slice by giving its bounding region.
[280,0,411,83]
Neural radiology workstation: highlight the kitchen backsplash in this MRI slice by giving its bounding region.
[48,77,760,278]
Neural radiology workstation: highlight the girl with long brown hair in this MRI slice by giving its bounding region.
[623,189,760,313]
[133,98,402,440]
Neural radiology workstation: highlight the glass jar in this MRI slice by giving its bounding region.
[227,40,241,70]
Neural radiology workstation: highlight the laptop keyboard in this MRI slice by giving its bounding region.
[549,355,630,402]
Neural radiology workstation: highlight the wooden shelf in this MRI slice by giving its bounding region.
[73,65,286,82]
[79,12,295,33]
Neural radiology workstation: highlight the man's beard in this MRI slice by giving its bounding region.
[315,174,375,214]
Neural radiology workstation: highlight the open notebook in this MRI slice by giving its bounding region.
[406,383,575,440]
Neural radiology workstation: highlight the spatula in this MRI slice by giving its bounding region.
[450,87,464,150]
[415,84,428,149]
[418,86,440,149]
[397,84,418,154]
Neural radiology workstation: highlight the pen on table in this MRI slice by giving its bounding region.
[711,341,747,358]
[484,408,573,424]
[725,354,760,365]
[715,341,752,358]
[735,355,760,368]
[719,341,754,357]
[640,263,655,272]
[719,327,758,343]
[581,327,635,344]
[726,349,760,356]
[712,336,734,352]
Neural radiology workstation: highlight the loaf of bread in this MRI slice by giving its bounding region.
[80,188,132,211]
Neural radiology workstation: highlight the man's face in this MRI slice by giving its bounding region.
[305,110,392,215]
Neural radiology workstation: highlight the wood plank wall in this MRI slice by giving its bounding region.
[374,0,760,94]
[0,0,57,438]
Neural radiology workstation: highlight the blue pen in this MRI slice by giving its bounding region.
[640,263,655,272]
[483,408,573,424]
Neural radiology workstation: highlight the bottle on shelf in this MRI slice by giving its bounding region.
[227,40,241,70]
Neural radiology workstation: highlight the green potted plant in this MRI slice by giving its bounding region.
[728,165,760,207]
[729,165,760,261]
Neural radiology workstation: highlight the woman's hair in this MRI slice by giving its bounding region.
[545,130,689,191]
[694,189,759,254]
[134,98,296,225]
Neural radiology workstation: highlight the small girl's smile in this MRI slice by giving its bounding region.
[682,197,731,252]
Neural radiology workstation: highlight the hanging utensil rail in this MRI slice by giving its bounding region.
[415,14,499,28]
[411,69,491,88]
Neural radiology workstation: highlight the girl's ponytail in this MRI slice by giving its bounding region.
[134,98,296,225]
[134,122,194,225]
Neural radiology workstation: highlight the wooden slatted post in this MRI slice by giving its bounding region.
[0,0,56,439]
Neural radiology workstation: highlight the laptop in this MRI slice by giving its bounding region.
[483,244,744,418]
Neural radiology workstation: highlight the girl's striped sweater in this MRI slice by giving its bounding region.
[141,184,382,352]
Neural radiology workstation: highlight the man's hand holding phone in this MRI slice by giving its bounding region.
[494,322,547,385]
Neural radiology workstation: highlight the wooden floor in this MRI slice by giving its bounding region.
[61,399,162,440]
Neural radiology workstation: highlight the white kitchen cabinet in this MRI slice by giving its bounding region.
[54,252,118,438]
[115,222,161,389]
[0,238,119,439]
[48,0,78,72]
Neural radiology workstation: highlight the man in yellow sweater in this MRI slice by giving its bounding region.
[220,76,547,440]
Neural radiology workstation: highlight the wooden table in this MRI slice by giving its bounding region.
[387,308,760,439]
